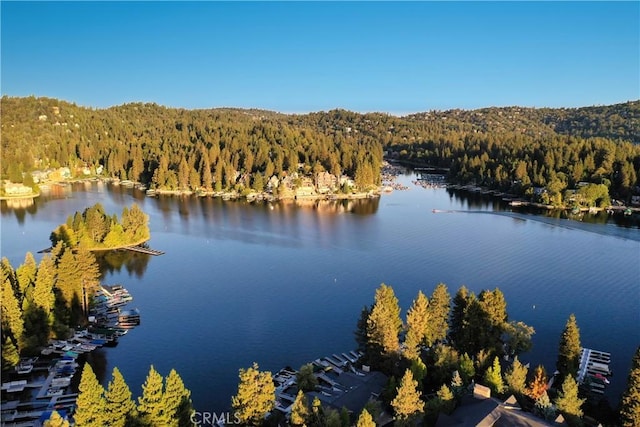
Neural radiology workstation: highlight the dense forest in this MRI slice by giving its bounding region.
[2,96,638,205]
[0,203,147,365]
[50,203,150,250]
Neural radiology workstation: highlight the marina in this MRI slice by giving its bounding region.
[269,349,385,421]
[1,284,140,426]
[577,347,613,396]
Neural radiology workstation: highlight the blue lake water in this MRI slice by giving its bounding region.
[1,173,639,411]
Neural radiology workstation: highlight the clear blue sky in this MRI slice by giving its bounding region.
[1,1,638,114]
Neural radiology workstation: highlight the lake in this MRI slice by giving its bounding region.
[1,172,639,412]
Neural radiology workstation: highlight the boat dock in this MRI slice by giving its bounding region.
[577,347,612,395]
[122,245,165,255]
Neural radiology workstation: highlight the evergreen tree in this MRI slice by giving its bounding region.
[137,365,166,425]
[483,356,504,396]
[55,250,81,307]
[356,408,375,427]
[44,410,70,427]
[296,363,318,392]
[367,283,402,355]
[16,252,37,297]
[557,314,581,380]
[33,255,56,314]
[620,346,640,427]
[404,290,429,360]
[528,365,548,400]
[20,305,50,351]
[163,368,193,427]
[232,362,276,425]
[457,353,475,384]
[504,320,535,357]
[1,278,24,349]
[433,344,460,385]
[354,305,370,354]
[310,396,324,427]
[74,363,107,427]
[1,333,20,369]
[75,247,101,311]
[290,390,310,426]
[449,286,472,350]
[534,392,556,421]
[104,367,136,427]
[391,369,424,425]
[504,356,528,395]
[477,288,508,355]
[554,375,585,418]
[450,370,464,397]
[409,357,427,389]
[425,283,450,346]
[436,383,455,414]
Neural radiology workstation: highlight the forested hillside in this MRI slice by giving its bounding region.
[2,96,639,203]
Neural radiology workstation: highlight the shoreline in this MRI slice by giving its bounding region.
[0,192,40,201]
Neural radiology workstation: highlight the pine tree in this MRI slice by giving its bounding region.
[367,283,402,355]
[620,346,640,427]
[404,291,429,360]
[310,396,324,427]
[356,408,375,427]
[534,391,556,421]
[290,390,309,426]
[162,368,193,427]
[55,250,81,306]
[1,333,20,369]
[504,320,535,357]
[554,375,585,418]
[504,356,528,395]
[44,410,70,427]
[137,365,166,425]
[409,357,427,388]
[557,314,581,379]
[528,365,548,400]
[16,252,37,297]
[450,370,464,397]
[437,384,455,414]
[1,278,24,348]
[449,286,471,350]
[458,353,475,384]
[232,362,276,425]
[74,364,107,426]
[391,369,424,425]
[425,283,450,346]
[354,305,370,354]
[296,363,318,392]
[75,247,101,309]
[104,367,136,427]
[483,356,504,395]
[33,255,56,314]
[477,288,508,354]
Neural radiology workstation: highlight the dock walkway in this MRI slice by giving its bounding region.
[122,245,165,256]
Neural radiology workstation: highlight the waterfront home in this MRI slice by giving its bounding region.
[2,181,33,196]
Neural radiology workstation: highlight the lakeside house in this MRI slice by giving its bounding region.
[436,384,568,427]
[2,181,34,196]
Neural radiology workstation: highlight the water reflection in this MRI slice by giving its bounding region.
[95,251,151,280]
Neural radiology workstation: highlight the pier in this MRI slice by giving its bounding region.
[121,245,165,256]
[577,347,612,395]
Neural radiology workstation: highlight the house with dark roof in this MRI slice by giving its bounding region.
[435,385,567,427]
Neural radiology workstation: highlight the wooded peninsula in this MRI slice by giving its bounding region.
[1,97,639,208]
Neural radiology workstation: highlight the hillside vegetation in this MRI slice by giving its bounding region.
[2,96,638,204]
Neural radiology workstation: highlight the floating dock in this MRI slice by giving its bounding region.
[122,245,165,256]
[577,347,612,395]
